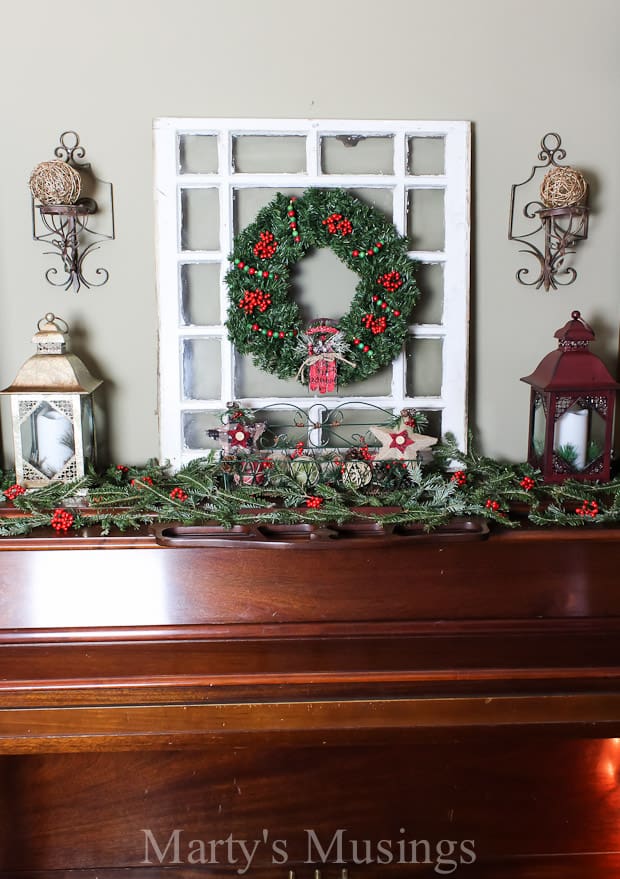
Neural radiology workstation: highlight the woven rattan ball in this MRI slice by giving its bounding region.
[540,166,588,208]
[28,161,82,206]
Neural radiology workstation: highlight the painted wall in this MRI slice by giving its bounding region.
[0,0,617,465]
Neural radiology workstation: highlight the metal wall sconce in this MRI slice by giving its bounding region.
[29,131,115,292]
[508,132,589,291]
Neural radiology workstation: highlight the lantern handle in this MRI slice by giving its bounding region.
[38,313,69,333]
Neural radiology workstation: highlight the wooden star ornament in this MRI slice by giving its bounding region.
[369,422,438,461]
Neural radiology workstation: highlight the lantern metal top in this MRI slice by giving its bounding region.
[0,313,102,395]
[521,310,619,393]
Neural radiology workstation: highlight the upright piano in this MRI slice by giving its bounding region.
[1,523,619,877]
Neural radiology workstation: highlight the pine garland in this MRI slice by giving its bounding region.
[2,437,620,537]
[225,189,419,386]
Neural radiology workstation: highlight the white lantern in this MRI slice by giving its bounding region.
[1,313,102,487]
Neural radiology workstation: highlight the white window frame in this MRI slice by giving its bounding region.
[154,118,470,468]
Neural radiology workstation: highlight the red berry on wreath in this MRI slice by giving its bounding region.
[253,230,278,259]
[378,271,403,292]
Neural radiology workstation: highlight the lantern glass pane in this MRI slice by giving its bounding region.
[81,396,95,462]
[22,401,75,478]
[554,403,590,471]
[588,408,606,466]
[532,396,547,459]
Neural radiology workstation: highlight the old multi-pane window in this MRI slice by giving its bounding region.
[154,119,470,467]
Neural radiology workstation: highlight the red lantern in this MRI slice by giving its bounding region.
[521,311,619,483]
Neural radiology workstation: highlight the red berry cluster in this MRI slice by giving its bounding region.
[51,507,74,533]
[116,464,129,474]
[131,476,154,488]
[371,294,401,318]
[520,476,535,491]
[451,470,467,486]
[253,230,278,259]
[238,288,272,315]
[3,483,25,501]
[352,241,383,259]
[576,499,599,518]
[485,498,501,512]
[362,313,387,335]
[288,198,301,244]
[170,487,189,502]
[236,261,279,281]
[377,271,403,292]
[290,441,305,459]
[306,496,323,509]
[322,213,353,236]
[350,443,374,462]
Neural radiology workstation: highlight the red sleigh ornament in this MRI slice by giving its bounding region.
[296,320,355,394]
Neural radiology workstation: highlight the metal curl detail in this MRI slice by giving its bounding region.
[54,130,87,166]
[537,132,566,166]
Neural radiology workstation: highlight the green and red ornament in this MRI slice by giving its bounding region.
[226,189,419,393]
[208,403,266,456]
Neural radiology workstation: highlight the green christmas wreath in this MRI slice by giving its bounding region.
[225,188,419,391]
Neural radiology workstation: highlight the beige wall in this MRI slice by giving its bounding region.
[0,0,618,465]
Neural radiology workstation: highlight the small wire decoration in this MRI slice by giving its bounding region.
[31,131,115,292]
[508,132,589,291]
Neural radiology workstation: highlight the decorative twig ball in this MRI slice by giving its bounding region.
[28,160,82,206]
[540,166,588,208]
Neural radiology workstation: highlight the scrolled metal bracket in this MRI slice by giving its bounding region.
[508,132,589,291]
[31,131,115,293]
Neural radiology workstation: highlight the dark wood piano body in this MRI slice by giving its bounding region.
[1,525,620,877]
